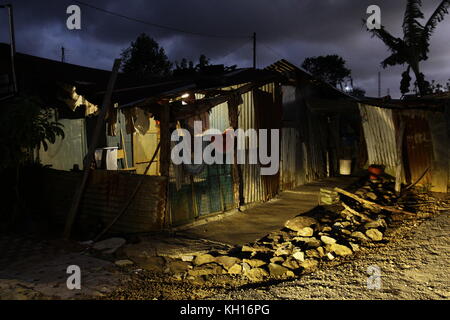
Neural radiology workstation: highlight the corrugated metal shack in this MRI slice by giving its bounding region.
[3,44,363,235]
[359,95,450,193]
[266,60,361,191]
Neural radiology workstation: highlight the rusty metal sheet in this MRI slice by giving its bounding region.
[400,111,434,188]
[359,103,398,175]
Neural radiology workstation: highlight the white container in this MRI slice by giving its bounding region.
[339,159,352,175]
[94,147,118,170]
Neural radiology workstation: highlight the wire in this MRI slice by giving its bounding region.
[260,43,285,61]
[218,40,251,61]
[73,0,250,40]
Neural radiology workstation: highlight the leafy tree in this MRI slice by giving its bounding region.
[175,54,211,72]
[349,87,366,98]
[0,95,64,169]
[301,55,352,88]
[121,33,172,79]
[0,95,65,226]
[365,0,450,96]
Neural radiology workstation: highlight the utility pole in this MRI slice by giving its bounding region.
[378,71,381,98]
[253,32,256,69]
[61,46,65,63]
[1,4,17,94]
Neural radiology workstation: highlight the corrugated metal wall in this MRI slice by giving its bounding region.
[359,103,398,175]
[39,169,168,233]
[39,118,87,171]
[237,83,279,204]
[401,111,434,187]
[80,170,167,233]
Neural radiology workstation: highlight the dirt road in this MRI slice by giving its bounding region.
[211,211,450,300]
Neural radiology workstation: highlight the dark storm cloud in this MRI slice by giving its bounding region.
[1,0,449,97]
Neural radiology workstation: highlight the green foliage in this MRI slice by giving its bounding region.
[0,95,65,169]
[121,33,173,79]
[349,87,366,98]
[366,0,450,96]
[301,54,352,88]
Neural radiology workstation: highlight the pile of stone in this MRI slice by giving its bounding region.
[91,176,446,284]
[157,190,392,282]
[352,176,398,206]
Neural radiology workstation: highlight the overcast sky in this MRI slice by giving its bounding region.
[1,0,449,97]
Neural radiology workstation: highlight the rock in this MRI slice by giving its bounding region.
[282,258,300,270]
[181,255,195,262]
[320,235,337,245]
[292,251,305,262]
[365,229,383,241]
[320,217,332,223]
[246,268,269,281]
[242,262,251,273]
[93,237,126,254]
[138,256,166,272]
[285,216,318,232]
[321,226,332,233]
[326,252,335,260]
[317,246,325,257]
[188,264,224,277]
[215,256,241,270]
[349,243,360,252]
[274,247,292,256]
[194,254,216,266]
[340,229,352,236]
[305,249,319,258]
[334,221,351,229]
[329,244,353,256]
[268,263,295,278]
[270,257,284,264]
[351,231,370,242]
[299,259,319,271]
[366,192,378,201]
[243,259,266,268]
[228,264,242,275]
[297,227,314,237]
[114,259,134,267]
[242,245,271,253]
[167,260,192,273]
[364,219,387,230]
[293,237,321,248]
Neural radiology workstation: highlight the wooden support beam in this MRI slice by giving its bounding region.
[63,59,121,239]
[395,120,405,193]
[159,104,170,177]
[334,187,415,216]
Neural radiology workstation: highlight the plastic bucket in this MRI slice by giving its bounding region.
[339,159,352,175]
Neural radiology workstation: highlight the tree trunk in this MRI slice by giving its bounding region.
[410,61,427,96]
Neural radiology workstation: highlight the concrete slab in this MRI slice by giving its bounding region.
[178,176,358,245]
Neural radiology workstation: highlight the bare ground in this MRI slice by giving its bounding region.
[106,210,449,300]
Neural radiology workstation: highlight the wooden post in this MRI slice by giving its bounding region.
[159,104,171,177]
[63,59,121,239]
[159,104,171,228]
[395,120,406,193]
[253,32,256,69]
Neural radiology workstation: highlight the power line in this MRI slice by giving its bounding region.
[73,0,250,40]
[219,39,252,62]
[260,43,285,61]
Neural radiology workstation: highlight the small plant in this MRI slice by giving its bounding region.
[0,95,65,169]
